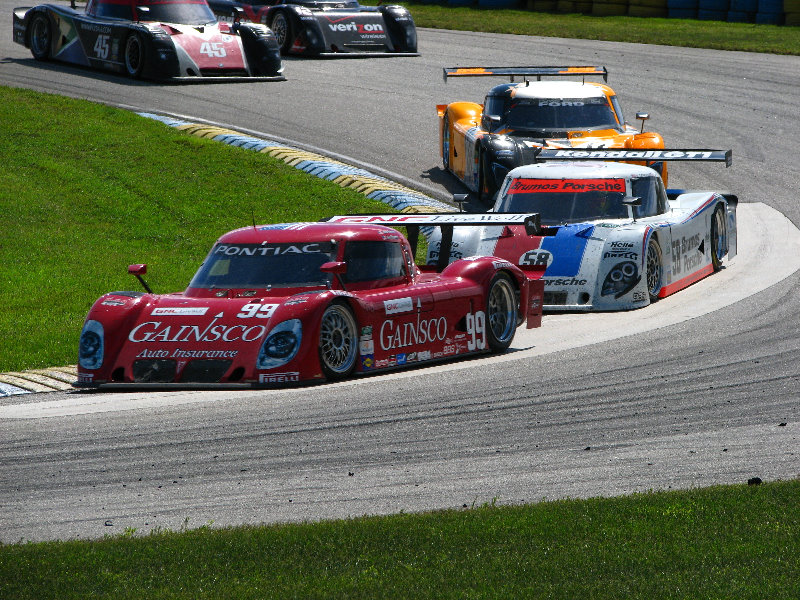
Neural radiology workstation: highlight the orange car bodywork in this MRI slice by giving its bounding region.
[437,70,668,198]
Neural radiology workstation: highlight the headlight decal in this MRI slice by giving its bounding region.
[257,319,302,370]
[601,261,641,299]
[78,320,104,370]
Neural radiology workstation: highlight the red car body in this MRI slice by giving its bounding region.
[76,218,544,388]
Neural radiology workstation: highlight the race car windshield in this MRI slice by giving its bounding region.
[504,97,619,132]
[497,178,641,224]
[131,0,216,25]
[189,242,336,289]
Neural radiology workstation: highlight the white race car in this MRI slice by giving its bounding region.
[426,149,737,311]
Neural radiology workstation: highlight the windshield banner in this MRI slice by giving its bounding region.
[508,179,625,194]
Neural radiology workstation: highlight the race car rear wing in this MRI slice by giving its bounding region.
[443,66,608,83]
[535,148,733,167]
[323,213,543,271]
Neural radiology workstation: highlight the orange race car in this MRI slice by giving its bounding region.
[437,66,667,204]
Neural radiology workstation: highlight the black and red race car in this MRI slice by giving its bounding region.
[75,215,544,389]
[12,0,285,81]
[207,0,417,57]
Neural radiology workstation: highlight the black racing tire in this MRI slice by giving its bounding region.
[442,112,451,171]
[29,13,52,61]
[124,33,145,79]
[477,149,498,206]
[486,273,518,353]
[318,302,358,379]
[645,237,663,302]
[270,12,293,54]
[710,204,726,271]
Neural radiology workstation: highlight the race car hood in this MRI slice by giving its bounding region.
[161,21,248,73]
[77,289,327,385]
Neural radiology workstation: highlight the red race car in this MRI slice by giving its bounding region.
[75,215,545,389]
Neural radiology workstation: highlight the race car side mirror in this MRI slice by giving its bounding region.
[636,112,650,133]
[452,193,469,212]
[623,196,642,222]
[135,5,150,22]
[320,261,347,274]
[321,261,347,291]
[128,264,153,294]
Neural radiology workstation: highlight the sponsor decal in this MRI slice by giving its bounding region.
[214,244,324,256]
[493,260,514,270]
[77,373,94,382]
[632,291,648,302]
[361,325,373,338]
[101,299,126,307]
[360,339,375,355]
[544,278,588,287]
[384,297,414,315]
[128,316,267,344]
[406,352,417,362]
[671,233,703,276]
[548,149,718,160]
[375,358,389,369]
[508,178,625,194]
[604,251,638,260]
[397,353,407,366]
[380,316,448,350]
[135,348,239,359]
[327,21,385,34]
[152,307,209,316]
[259,372,300,383]
[417,350,432,361]
[361,355,374,370]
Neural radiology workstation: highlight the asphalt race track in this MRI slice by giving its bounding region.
[1,4,799,541]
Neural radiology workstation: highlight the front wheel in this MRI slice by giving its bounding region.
[29,13,52,61]
[486,273,518,353]
[645,238,663,302]
[318,302,358,379]
[710,205,726,271]
[124,33,145,78]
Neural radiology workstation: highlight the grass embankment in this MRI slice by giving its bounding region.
[1,481,797,598]
[402,2,800,55]
[0,87,394,373]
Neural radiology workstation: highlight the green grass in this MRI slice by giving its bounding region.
[0,87,398,373]
[399,2,800,55]
[1,481,797,598]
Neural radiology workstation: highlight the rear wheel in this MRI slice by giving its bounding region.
[645,238,663,302]
[486,273,518,352]
[710,204,726,271]
[29,13,51,61]
[318,302,358,379]
[270,12,293,54]
[124,33,145,78]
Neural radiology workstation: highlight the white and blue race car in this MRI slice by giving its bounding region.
[426,149,737,311]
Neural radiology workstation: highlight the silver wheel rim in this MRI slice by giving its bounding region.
[488,277,516,344]
[272,14,288,47]
[320,305,357,375]
[646,240,662,297]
